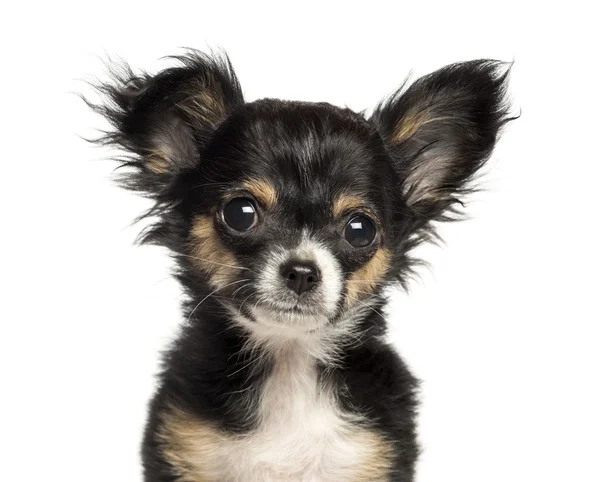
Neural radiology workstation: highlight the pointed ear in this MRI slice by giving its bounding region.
[370,60,513,218]
[91,51,243,196]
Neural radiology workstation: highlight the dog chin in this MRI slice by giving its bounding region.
[249,303,331,335]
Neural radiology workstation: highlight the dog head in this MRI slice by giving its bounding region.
[92,52,511,337]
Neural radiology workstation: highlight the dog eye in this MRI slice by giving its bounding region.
[223,197,257,231]
[344,215,376,247]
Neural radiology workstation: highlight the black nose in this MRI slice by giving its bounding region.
[280,261,321,295]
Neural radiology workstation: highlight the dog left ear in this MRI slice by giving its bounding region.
[370,60,513,219]
[90,51,243,197]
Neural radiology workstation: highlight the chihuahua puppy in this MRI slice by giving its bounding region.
[91,51,511,482]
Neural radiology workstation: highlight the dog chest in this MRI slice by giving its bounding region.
[159,344,393,481]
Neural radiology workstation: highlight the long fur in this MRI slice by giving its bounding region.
[88,50,513,482]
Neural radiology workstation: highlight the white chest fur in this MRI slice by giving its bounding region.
[160,342,392,482]
[228,344,376,481]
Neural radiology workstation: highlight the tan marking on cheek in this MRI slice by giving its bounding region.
[243,178,277,209]
[332,193,369,218]
[347,248,392,303]
[348,431,395,481]
[157,404,226,482]
[190,215,237,288]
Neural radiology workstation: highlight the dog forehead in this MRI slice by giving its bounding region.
[197,100,394,215]
[223,101,378,182]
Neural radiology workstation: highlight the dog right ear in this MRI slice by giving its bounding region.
[90,51,243,196]
[370,60,512,220]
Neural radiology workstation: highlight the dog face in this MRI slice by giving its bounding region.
[183,100,398,330]
[93,52,511,335]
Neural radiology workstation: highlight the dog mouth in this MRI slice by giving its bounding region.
[228,282,330,321]
[257,298,323,317]
[246,293,333,327]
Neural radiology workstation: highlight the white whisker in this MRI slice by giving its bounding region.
[186,279,250,323]
[346,295,386,320]
[179,253,258,274]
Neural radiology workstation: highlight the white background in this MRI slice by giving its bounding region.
[1,2,599,481]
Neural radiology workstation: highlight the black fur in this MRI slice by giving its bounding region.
[89,50,513,482]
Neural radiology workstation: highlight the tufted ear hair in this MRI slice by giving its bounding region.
[90,51,243,197]
[370,60,513,220]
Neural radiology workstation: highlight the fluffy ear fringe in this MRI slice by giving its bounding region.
[84,49,243,199]
[83,50,243,250]
[370,60,517,290]
[371,60,517,223]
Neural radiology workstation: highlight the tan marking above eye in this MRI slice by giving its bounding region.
[333,193,370,218]
[346,248,392,304]
[190,215,238,288]
[241,178,277,209]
